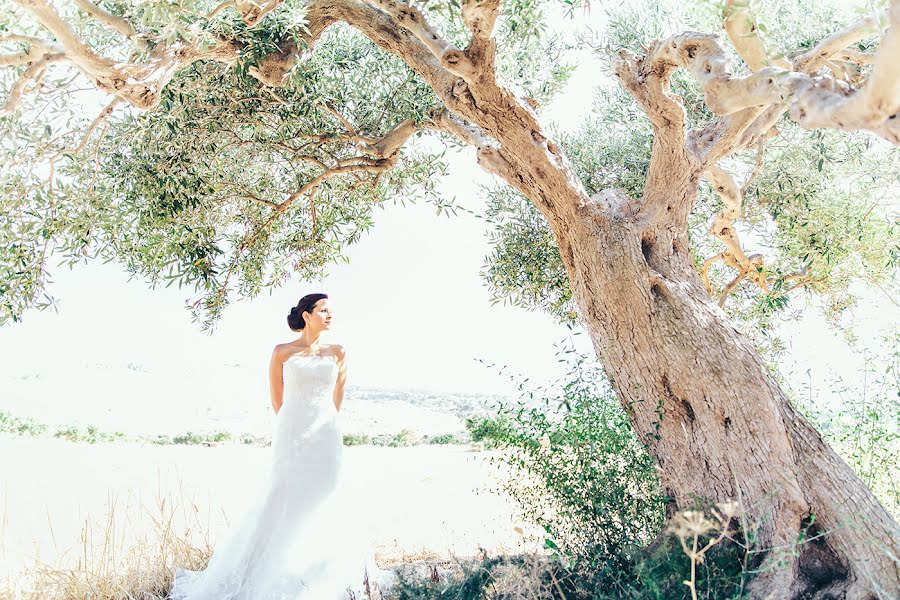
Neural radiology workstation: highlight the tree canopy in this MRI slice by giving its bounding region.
[1,0,895,336]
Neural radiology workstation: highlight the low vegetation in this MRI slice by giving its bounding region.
[393,339,899,598]
[3,341,894,599]
[0,410,469,449]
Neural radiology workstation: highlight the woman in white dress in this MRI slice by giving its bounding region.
[170,293,389,599]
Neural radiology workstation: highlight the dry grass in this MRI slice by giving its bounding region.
[2,476,215,600]
[0,445,527,600]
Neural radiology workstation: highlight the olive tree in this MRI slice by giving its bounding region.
[1,0,898,597]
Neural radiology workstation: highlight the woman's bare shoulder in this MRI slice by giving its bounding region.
[272,342,295,361]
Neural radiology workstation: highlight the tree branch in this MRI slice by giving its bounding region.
[722,0,790,71]
[701,252,724,295]
[235,0,283,27]
[793,11,882,73]
[314,1,585,226]
[364,0,476,80]
[46,97,122,174]
[7,0,242,109]
[247,34,304,87]
[790,0,900,143]
[705,164,770,297]
[0,34,59,66]
[71,0,148,51]
[214,154,398,300]
[648,10,898,163]
[697,9,887,162]
[460,0,500,71]
[426,107,519,185]
[614,44,696,217]
[718,270,747,307]
[1,51,65,113]
[356,118,421,158]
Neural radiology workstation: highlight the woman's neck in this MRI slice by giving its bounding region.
[299,329,322,347]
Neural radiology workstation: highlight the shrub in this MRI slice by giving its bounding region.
[343,433,371,446]
[426,432,468,445]
[172,432,204,445]
[0,410,48,437]
[391,512,751,600]
[372,429,420,447]
[465,414,513,449]
[53,425,82,442]
[480,339,666,569]
[209,431,232,443]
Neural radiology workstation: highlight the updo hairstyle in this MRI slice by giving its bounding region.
[287,293,328,331]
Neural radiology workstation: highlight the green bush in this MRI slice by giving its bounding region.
[172,432,204,445]
[392,530,750,599]
[372,429,420,447]
[53,425,81,442]
[465,414,513,449]
[426,432,468,445]
[481,340,666,569]
[0,410,48,437]
[343,433,371,446]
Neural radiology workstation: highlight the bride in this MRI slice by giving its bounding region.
[170,293,391,599]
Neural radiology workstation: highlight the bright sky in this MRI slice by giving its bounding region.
[0,2,895,405]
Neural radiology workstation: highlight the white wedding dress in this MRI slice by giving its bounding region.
[170,354,389,599]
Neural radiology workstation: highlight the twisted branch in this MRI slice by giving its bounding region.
[7,0,244,110]
[365,0,477,80]
[615,44,694,216]
[706,164,769,295]
[461,0,501,71]
[426,107,517,183]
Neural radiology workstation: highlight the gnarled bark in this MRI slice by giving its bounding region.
[548,197,900,598]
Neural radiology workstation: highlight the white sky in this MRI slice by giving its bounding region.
[0,2,895,404]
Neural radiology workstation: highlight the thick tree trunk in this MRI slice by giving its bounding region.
[306,3,900,596]
[551,195,900,599]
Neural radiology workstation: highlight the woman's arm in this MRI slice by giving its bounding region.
[269,346,285,414]
[333,345,348,412]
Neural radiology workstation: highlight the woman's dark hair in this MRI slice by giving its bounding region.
[288,293,328,331]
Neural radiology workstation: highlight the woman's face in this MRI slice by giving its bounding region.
[305,298,332,331]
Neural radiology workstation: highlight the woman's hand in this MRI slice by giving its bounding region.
[332,345,347,412]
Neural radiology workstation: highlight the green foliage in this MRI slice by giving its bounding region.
[344,431,470,446]
[53,425,125,444]
[738,127,898,323]
[465,413,514,448]
[371,428,421,447]
[480,338,666,568]
[392,533,751,599]
[426,432,467,445]
[0,0,573,329]
[480,185,578,323]
[798,335,900,516]
[0,412,245,446]
[0,410,48,436]
[343,433,371,446]
[172,431,205,445]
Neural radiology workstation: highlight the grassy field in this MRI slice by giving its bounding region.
[0,436,543,599]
